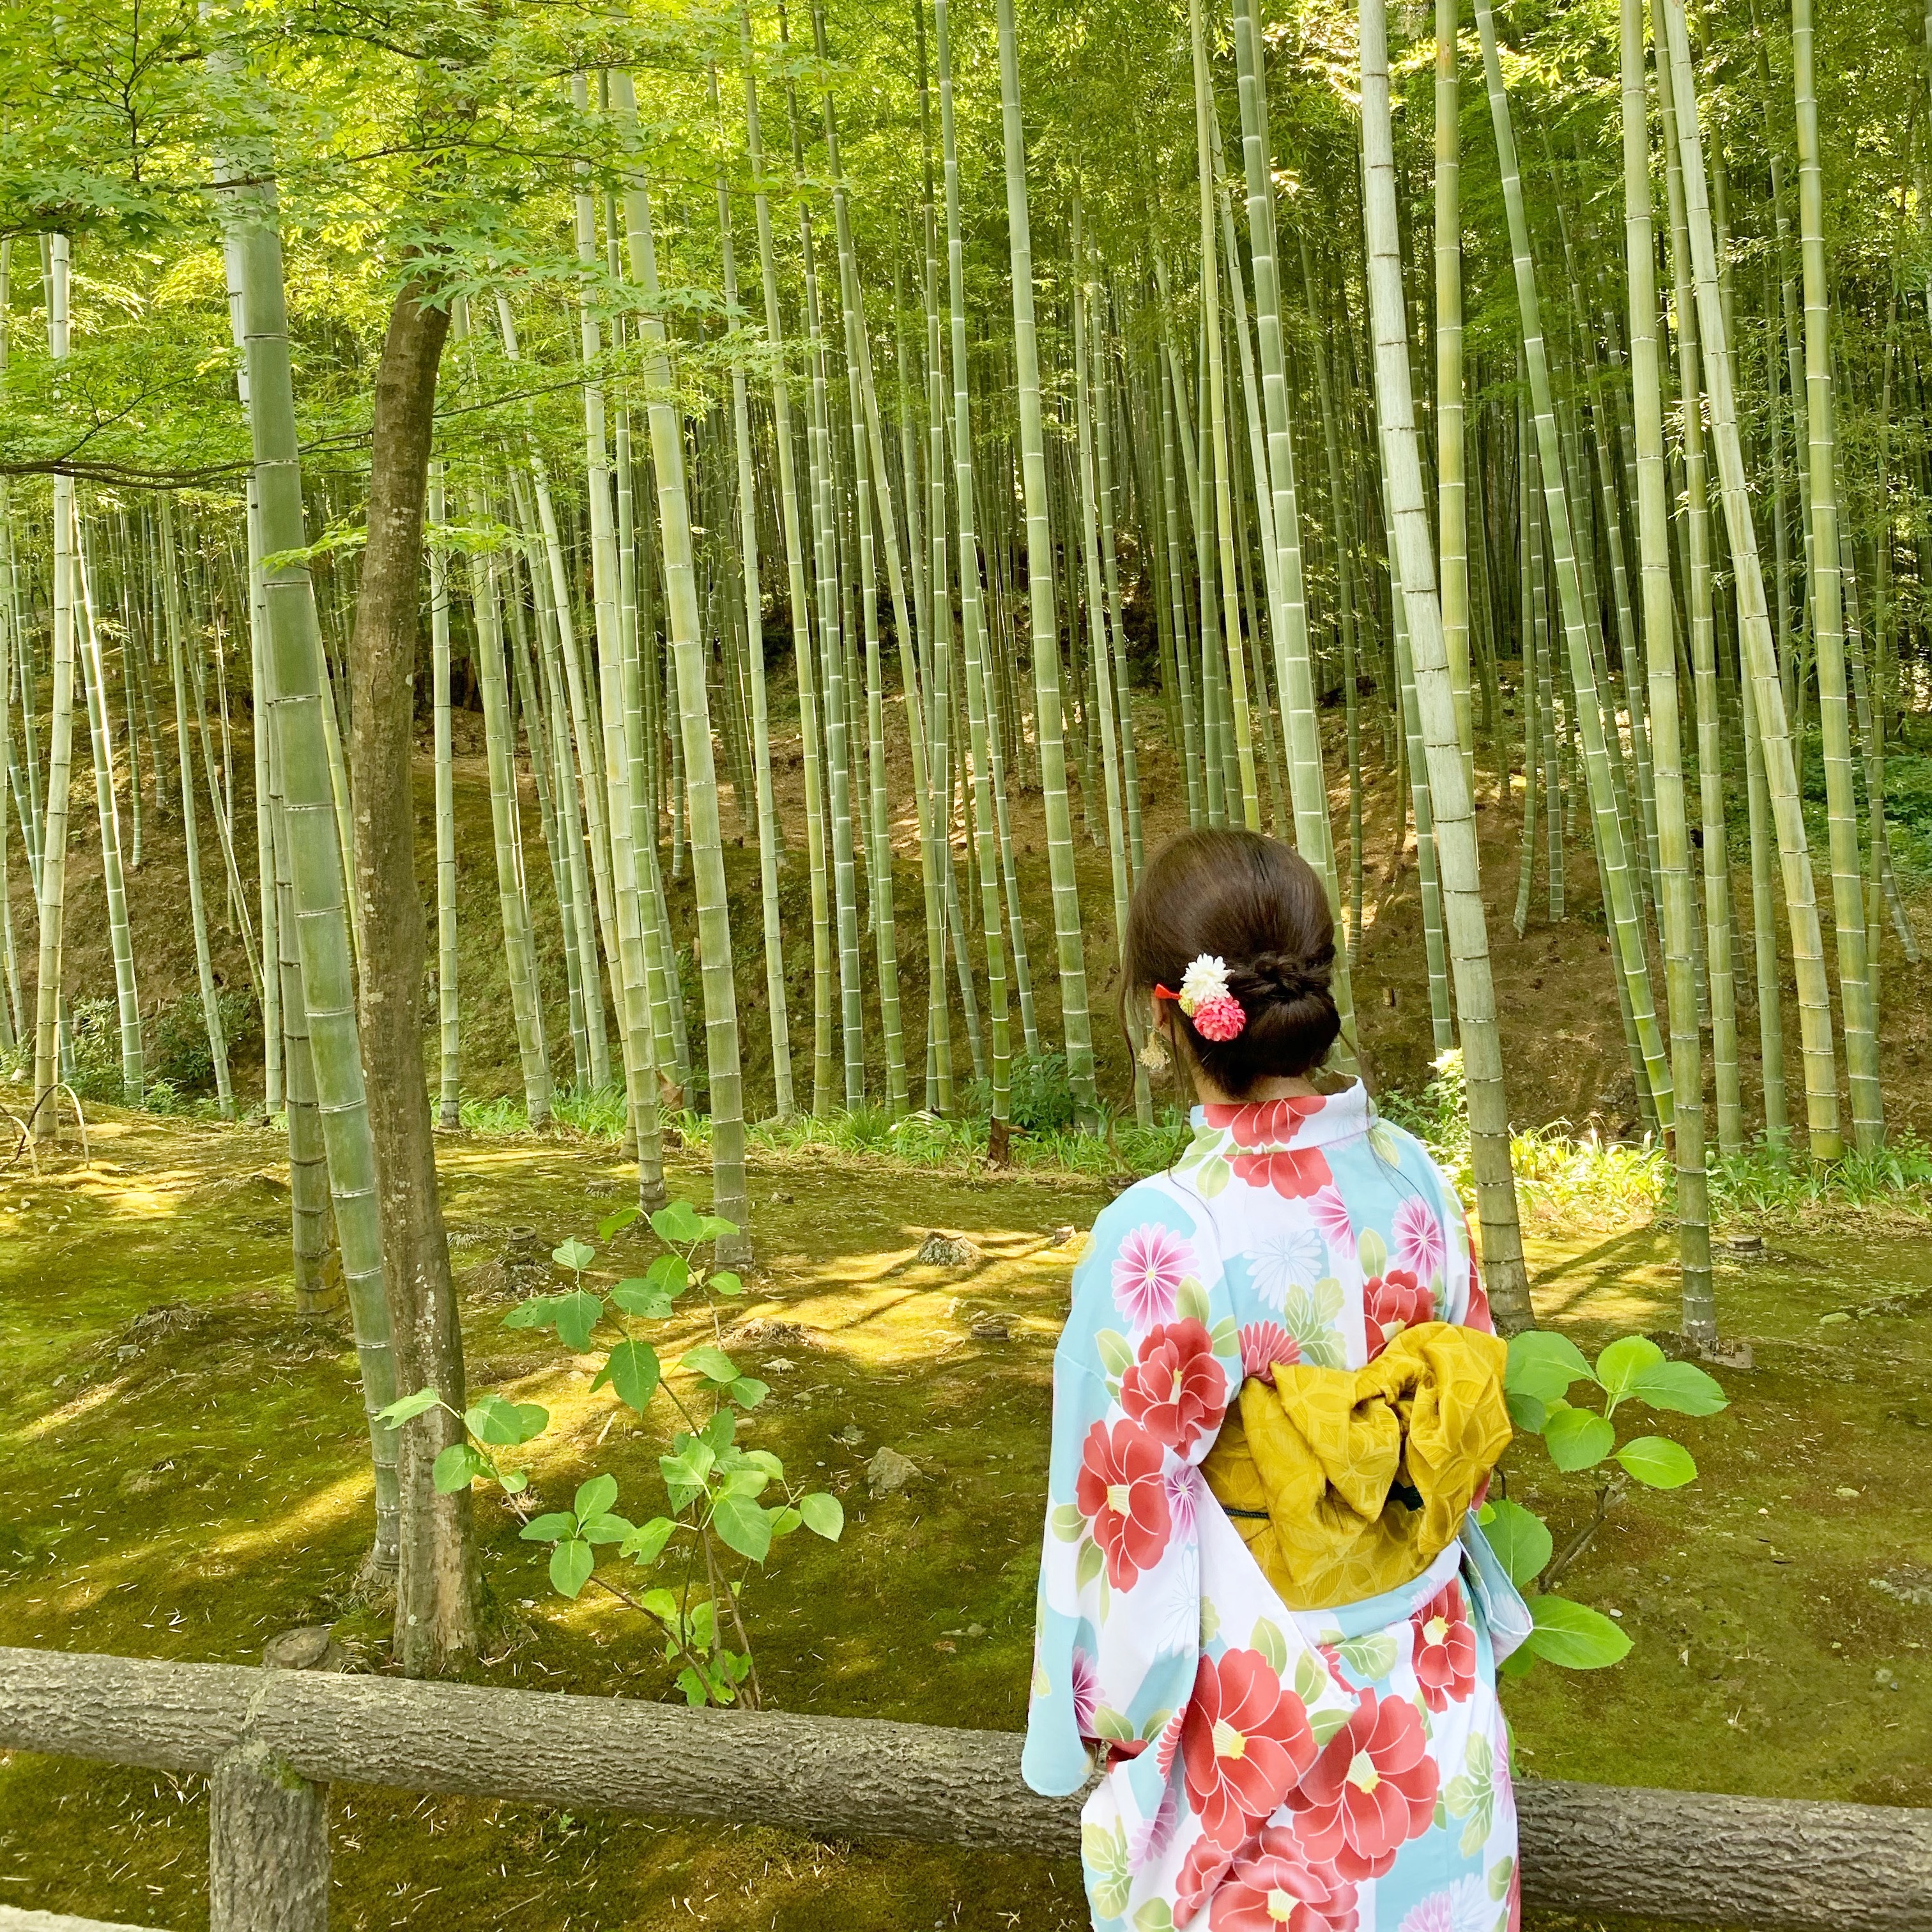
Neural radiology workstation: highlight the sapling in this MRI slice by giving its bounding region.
[379,1197,842,1708]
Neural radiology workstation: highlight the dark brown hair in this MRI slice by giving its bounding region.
[1121,828,1341,1098]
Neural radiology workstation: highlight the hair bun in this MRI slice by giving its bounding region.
[1238,947,1332,1006]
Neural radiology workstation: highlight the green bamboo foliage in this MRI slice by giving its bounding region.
[1790,0,1883,1151]
[995,0,1097,1121]
[613,78,751,1259]
[1621,0,1712,1338]
[1361,0,1533,1333]
[1664,0,1844,1162]
[1475,0,1675,1134]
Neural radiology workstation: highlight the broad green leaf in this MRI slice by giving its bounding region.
[621,1516,676,1564]
[466,1392,544,1446]
[1197,1156,1230,1199]
[1250,1617,1287,1675]
[1094,1329,1134,1379]
[498,1469,528,1496]
[1614,1435,1697,1489]
[1505,1388,1548,1435]
[745,1449,785,1479]
[1525,1595,1632,1669]
[1335,1632,1397,1680]
[574,1473,619,1521]
[1075,1535,1105,1591]
[376,1386,440,1429]
[711,1493,773,1562]
[1476,1496,1552,1588]
[597,1339,661,1413]
[719,1464,772,1499]
[1089,1705,1135,1742]
[611,1279,675,1319]
[698,1215,740,1243]
[1594,1335,1666,1399]
[1630,1360,1728,1416]
[553,1288,604,1352]
[1542,1404,1615,1473]
[501,1294,561,1331]
[1050,1502,1086,1542]
[579,1513,634,1545]
[1309,1706,1350,1747]
[710,1271,744,1298]
[650,1200,705,1246]
[549,1538,594,1599]
[640,1586,681,1625]
[728,1376,769,1409]
[800,1492,844,1541]
[1356,1227,1388,1277]
[1293,1652,1331,1709]
[595,1205,641,1244]
[701,1409,737,1454]
[552,1238,595,1273]
[683,1345,740,1384]
[518,1512,575,1543]
[1489,1857,1515,1903]
[1135,1899,1176,1931]
[645,1253,691,1294]
[1209,1315,1239,1358]
[1177,1275,1211,1324]
[1505,1330,1593,1402]
[675,1666,709,1707]
[433,1443,487,1493]
[769,1506,802,1538]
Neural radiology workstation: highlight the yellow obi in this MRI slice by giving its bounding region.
[1200,1321,1510,1611]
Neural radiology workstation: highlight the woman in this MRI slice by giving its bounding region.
[1023,829,1531,1932]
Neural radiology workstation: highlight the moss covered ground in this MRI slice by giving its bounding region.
[1,1107,1928,1929]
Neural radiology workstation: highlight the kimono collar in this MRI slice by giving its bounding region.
[1191,1079,1372,1152]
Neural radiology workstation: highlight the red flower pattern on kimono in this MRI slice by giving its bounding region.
[1204,1094,1330,1151]
[1410,1579,1477,1712]
[1121,1318,1229,1453]
[1232,1144,1335,1201]
[1181,1648,1319,1848]
[1287,1687,1439,1880]
[1209,1826,1361,1932]
[1075,1418,1172,1589]
[1238,1321,1301,1386]
[1462,1217,1494,1334]
[1361,1267,1434,1358]
[1176,1832,1239,1930]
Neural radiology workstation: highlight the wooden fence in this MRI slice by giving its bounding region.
[1,1647,1928,1931]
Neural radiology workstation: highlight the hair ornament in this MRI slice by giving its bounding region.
[1169,953,1248,1042]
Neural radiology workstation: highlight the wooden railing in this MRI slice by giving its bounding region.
[1,1647,1928,1931]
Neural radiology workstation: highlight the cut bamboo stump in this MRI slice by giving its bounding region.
[1,1648,1928,1931]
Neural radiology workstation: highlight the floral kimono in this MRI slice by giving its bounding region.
[1023,1083,1533,1932]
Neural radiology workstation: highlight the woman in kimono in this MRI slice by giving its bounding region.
[1023,829,1532,1932]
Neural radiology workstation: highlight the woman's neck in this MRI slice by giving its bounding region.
[1188,1071,1324,1108]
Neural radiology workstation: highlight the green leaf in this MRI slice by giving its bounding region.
[1505,1330,1593,1402]
[710,1271,745,1298]
[1250,1617,1288,1675]
[553,1288,604,1352]
[595,1204,641,1243]
[574,1474,619,1521]
[1050,1502,1086,1542]
[1525,1595,1632,1669]
[1309,1705,1349,1747]
[1075,1535,1105,1591]
[769,1506,802,1538]
[646,1253,691,1294]
[498,1469,528,1496]
[611,1279,675,1319]
[501,1294,561,1331]
[1542,1404,1615,1472]
[712,1493,773,1562]
[800,1492,844,1541]
[728,1376,769,1409]
[1505,1388,1548,1435]
[683,1345,740,1384]
[1477,1496,1553,1588]
[1489,1857,1515,1903]
[1094,1329,1134,1379]
[598,1338,661,1412]
[1593,1335,1666,1399]
[621,1516,676,1564]
[518,1512,575,1544]
[376,1386,440,1429]
[698,1215,740,1243]
[675,1666,710,1707]
[579,1513,634,1545]
[650,1200,705,1246]
[433,1443,487,1493]
[1335,1632,1398,1680]
[1089,1705,1135,1742]
[466,1392,546,1446]
[1356,1227,1388,1277]
[744,1449,785,1479]
[1293,1652,1332,1709]
[1134,1900,1176,1931]
[1630,1359,1729,1416]
[1615,1434,1698,1489]
[549,1538,594,1599]
[718,1464,772,1499]
[1177,1275,1211,1324]
[552,1238,595,1273]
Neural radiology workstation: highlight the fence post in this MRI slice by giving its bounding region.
[208,1643,331,1932]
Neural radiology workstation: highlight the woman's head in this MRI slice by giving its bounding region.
[1122,828,1341,1098]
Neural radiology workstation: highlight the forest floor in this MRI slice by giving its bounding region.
[1,1108,1929,1931]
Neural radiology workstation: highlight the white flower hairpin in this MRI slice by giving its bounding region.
[1154,953,1248,1042]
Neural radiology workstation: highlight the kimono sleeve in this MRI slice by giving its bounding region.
[1022,1184,1237,1798]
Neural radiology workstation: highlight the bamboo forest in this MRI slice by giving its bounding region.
[1,0,1931,1919]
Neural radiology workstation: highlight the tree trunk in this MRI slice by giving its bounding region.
[345,280,476,1674]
